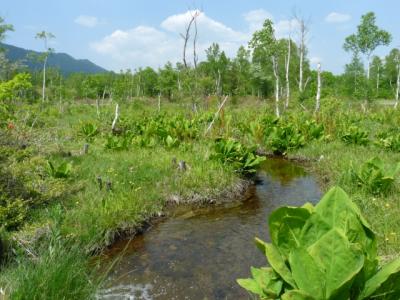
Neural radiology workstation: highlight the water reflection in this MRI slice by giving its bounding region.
[97,158,321,300]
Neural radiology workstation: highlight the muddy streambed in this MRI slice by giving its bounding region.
[97,159,322,299]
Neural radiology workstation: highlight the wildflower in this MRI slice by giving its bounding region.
[7,122,15,130]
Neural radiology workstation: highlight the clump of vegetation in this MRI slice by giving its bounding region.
[265,123,305,155]
[375,131,400,152]
[238,187,400,299]
[211,138,265,174]
[341,126,369,146]
[79,122,98,142]
[349,157,400,195]
[47,160,72,179]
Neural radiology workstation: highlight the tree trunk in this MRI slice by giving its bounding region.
[111,103,119,132]
[315,63,321,113]
[366,55,371,80]
[42,55,47,102]
[158,92,161,112]
[272,56,280,117]
[298,20,305,93]
[395,62,400,109]
[285,38,291,109]
[376,65,380,95]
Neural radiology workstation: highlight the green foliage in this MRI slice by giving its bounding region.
[238,187,400,299]
[266,123,305,155]
[300,120,325,142]
[47,160,72,178]
[374,131,400,152]
[2,227,97,300]
[104,135,131,151]
[350,157,400,195]
[79,122,98,142]
[211,138,265,174]
[0,197,28,230]
[164,135,180,149]
[341,126,369,145]
[0,73,33,101]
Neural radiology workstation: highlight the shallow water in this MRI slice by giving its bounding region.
[97,159,321,300]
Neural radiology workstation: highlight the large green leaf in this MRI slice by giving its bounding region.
[237,267,283,298]
[357,257,400,300]
[281,290,315,300]
[289,247,325,299]
[268,207,311,257]
[313,186,377,267]
[264,241,297,288]
[308,228,364,299]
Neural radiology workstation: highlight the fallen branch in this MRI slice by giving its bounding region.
[204,95,228,136]
[111,103,119,133]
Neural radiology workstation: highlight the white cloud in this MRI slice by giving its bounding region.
[325,12,351,23]
[91,26,179,70]
[274,19,300,38]
[91,9,307,71]
[74,15,100,28]
[161,10,247,43]
[243,9,274,31]
[310,56,322,65]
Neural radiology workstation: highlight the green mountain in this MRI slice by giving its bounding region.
[1,43,107,75]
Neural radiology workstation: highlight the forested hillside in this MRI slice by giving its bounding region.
[0,43,107,75]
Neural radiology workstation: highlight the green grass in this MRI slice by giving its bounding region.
[1,97,400,298]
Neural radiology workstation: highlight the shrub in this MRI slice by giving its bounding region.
[341,126,369,146]
[238,187,400,300]
[349,157,400,195]
[374,131,400,152]
[79,122,98,142]
[47,161,72,179]
[104,135,131,151]
[211,138,265,174]
[265,123,305,155]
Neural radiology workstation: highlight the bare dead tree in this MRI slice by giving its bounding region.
[315,62,322,113]
[180,12,197,68]
[192,11,200,69]
[285,37,291,109]
[395,56,400,109]
[293,11,310,93]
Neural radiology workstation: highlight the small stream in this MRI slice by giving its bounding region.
[97,159,321,300]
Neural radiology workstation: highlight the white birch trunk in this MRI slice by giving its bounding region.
[315,63,322,113]
[42,55,47,102]
[376,65,380,94]
[299,20,305,93]
[111,103,119,132]
[272,56,280,117]
[395,62,400,109]
[285,38,291,109]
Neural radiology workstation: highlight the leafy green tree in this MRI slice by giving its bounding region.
[158,62,177,100]
[249,19,281,116]
[0,73,33,101]
[343,12,391,80]
[0,17,13,44]
[370,55,383,97]
[343,54,367,99]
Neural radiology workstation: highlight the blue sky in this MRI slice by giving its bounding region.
[1,0,398,74]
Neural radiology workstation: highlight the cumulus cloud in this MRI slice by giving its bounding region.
[310,56,322,65]
[74,15,100,28]
[243,9,274,31]
[91,9,307,71]
[325,12,351,23]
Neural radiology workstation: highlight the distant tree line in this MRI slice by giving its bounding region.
[0,11,399,106]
